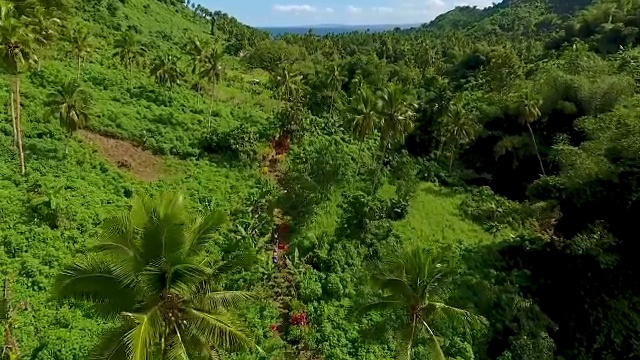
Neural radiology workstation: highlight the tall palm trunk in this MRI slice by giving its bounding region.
[14,75,25,175]
[526,122,546,176]
[208,91,214,131]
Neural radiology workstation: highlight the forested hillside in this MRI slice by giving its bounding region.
[1,0,640,359]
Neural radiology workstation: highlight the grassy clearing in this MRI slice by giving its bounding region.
[394,183,503,247]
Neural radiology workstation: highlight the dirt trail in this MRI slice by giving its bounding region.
[80,130,163,181]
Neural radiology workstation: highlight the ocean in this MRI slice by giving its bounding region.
[259,24,420,37]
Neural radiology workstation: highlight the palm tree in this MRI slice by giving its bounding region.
[67,26,93,80]
[150,53,182,89]
[114,32,146,88]
[518,92,546,176]
[376,83,416,152]
[24,6,60,57]
[1,1,37,175]
[46,79,90,153]
[327,63,344,115]
[439,99,479,172]
[185,36,209,101]
[55,192,254,359]
[363,248,486,360]
[345,85,380,141]
[199,47,223,119]
[269,65,302,103]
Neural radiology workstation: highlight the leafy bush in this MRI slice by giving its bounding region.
[200,123,260,161]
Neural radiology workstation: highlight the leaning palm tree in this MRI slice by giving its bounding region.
[67,26,93,80]
[46,79,90,153]
[199,47,223,118]
[150,53,182,90]
[55,192,254,359]
[518,92,546,176]
[376,84,416,152]
[1,1,37,175]
[113,32,146,88]
[363,248,487,360]
[345,85,380,141]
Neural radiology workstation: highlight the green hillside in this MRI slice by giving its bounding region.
[1,0,640,358]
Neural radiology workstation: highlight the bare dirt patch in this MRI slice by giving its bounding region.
[80,130,163,181]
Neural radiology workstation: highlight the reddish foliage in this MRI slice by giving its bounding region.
[277,243,289,252]
[291,312,308,326]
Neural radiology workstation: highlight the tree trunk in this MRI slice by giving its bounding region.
[10,83,17,147]
[449,152,454,173]
[527,122,546,176]
[372,145,387,194]
[15,75,25,175]
[405,314,418,360]
[77,56,81,80]
[208,92,214,131]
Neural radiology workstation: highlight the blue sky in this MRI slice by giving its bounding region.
[198,0,498,27]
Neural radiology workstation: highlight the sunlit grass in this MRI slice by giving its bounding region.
[394,183,501,247]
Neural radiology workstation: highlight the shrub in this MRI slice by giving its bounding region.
[200,123,260,161]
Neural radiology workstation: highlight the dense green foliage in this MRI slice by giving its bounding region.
[1,0,640,358]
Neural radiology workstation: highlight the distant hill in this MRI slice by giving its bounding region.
[260,24,420,37]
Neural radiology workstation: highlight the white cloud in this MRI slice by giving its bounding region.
[273,4,317,13]
[426,0,446,7]
[324,7,335,13]
[347,5,363,14]
[372,6,394,14]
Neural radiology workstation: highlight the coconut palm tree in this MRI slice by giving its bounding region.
[46,79,90,153]
[150,53,182,89]
[326,63,344,115]
[363,248,487,360]
[199,47,223,118]
[55,192,254,359]
[518,92,546,176]
[1,1,37,175]
[269,65,302,103]
[114,32,146,88]
[345,85,380,141]
[67,26,93,80]
[376,83,416,151]
[185,35,209,100]
[439,98,479,172]
[24,5,60,50]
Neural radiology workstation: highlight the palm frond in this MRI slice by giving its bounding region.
[55,256,137,317]
[185,211,227,256]
[419,321,445,360]
[194,291,254,312]
[95,214,139,257]
[358,298,403,315]
[169,263,212,297]
[430,302,488,328]
[123,307,163,360]
[90,325,129,360]
[138,192,188,264]
[185,309,251,352]
[165,324,190,360]
[378,277,417,304]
